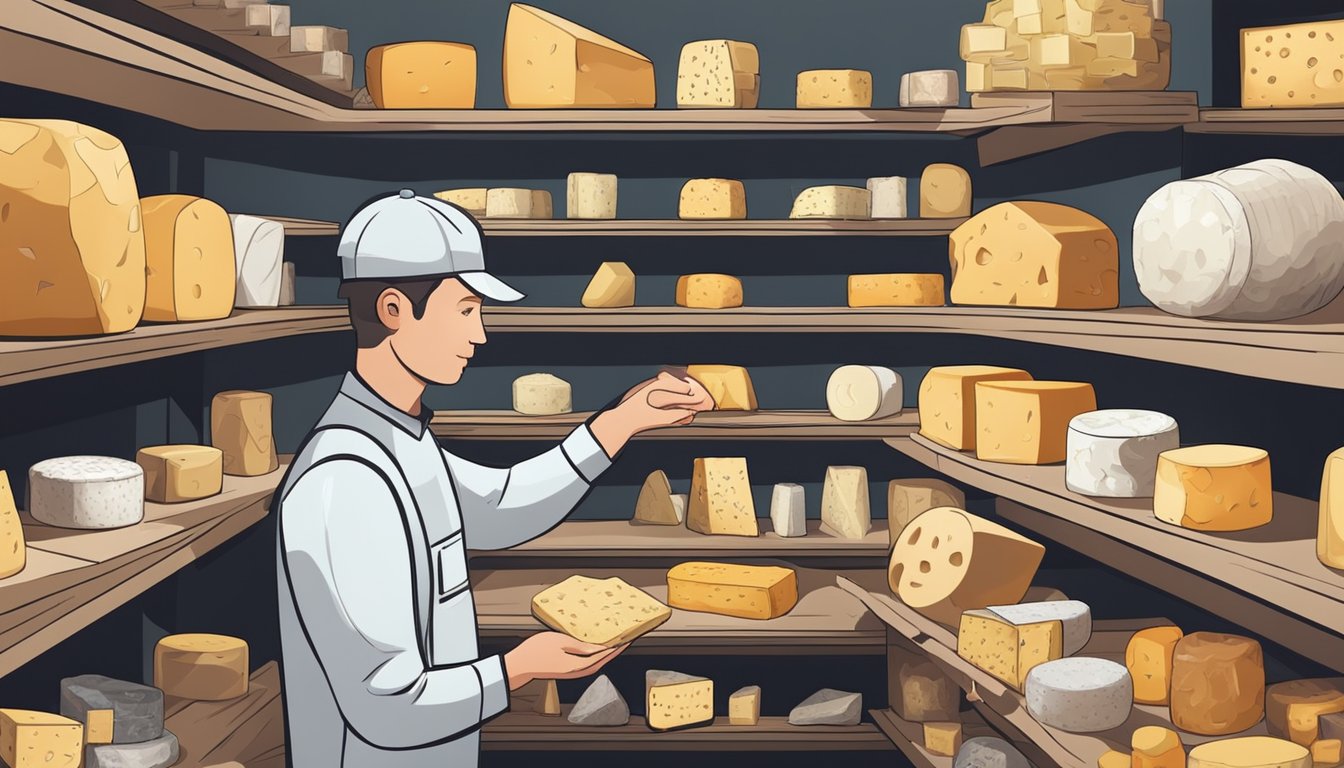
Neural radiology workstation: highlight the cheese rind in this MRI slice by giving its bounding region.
[770,483,806,538]
[923,722,963,757]
[1024,657,1133,733]
[820,466,871,540]
[679,178,747,219]
[0,472,25,579]
[210,391,278,477]
[141,195,236,322]
[920,164,972,218]
[676,275,744,309]
[228,214,284,308]
[582,262,635,308]
[28,456,144,530]
[1319,448,1344,568]
[789,186,870,219]
[512,373,573,416]
[1242,20,1344,108]
[135,445,223,504]
[532,575,671,646]
[1154,444,1273,531]
[796,70,873,108]
[992,600,1092,654]
[887,479,965,544]
[826,365,903,422]
[59,675,164,744]
[688,457,760,537]
[634,470,682,525]
[666,562,798,620]
[153,634,248,701]
[1126,624,1184,705]
[0,709,83,768]
[685,365,756,410]
[900,70,960,107]
[1265,678,1344,746]
[485,188,553,219]
[974,381,1098,465]
[728,686,761,726]
[1066,409,1180,497]
[847,274,946,307]
[503,5,654,108]
[1187,737,1311,768]
[646,671,713,731]
[367,41,476,108]
[433,188,487,216]
[918,366,1033,450]
[866,176,908,219]
[566,173,618,219]
[677,40,759,108]
[1170,631,1265,736]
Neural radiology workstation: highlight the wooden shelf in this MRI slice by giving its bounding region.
[431,409,918,441]
[164,661,285,768]
[1194,108,1344,135]
[0,463,283,679]
[870,708,999,768]
[252,215,339,237]
[886,434,1344,671]
[478,219,968,236]
[471,566,887,655]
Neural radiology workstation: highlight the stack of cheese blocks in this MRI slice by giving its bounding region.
[960,0,1171,92]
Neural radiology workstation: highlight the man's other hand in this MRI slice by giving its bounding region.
[504,631,630,689]
[592,371,714,456]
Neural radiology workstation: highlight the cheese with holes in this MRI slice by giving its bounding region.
[1066,409,1180,497]
[676,274,744,309]
[278,262,295,306]
[975,381,1097,465]
[59,675,164,744]
[729,686,760,726]
[0,472,24,579]
[888,479,965,544]
[1188,737,1311,768]
[1322,448,1344,567]
[567,173,618,219]
[582,261,635,308]
[677,40,759,108]
[485,188,553,219]
[0,709,83,768]
[532,575,671,646]
[211,390,278,476]
[667,562,797,620]
[135,445,223,504]
[919,366,1034,451]
[820,466,871,539]
[920,164,972,218]
[847,274,946,307]
[924,722,963,757]
[503,4,654,108]
[688,457,759,537]
[685,365,756,410]
[1127,624,1183,705]
[889,639,960,722]
[1154,444,1273,531]
[227,214,284,308]
[512,373,572,416]
[29,456,144,530]
[888,506,1045,625]
[826,365,903,422]
[796,70,872,108]
[140,195,236,322]
[901,70,960,107]
[1133,726,1185,768]
[1266,678,1344,746]
[0,119,146,337]
[1170,632,1265,736]
[433,188,487,216]
[770,483,806,538]
[790,185,870,219]
[958,600,1092,690]
[867,177,908,219]
[635,470,682,525]
[1242,20,1344,108]
[367,42,476,108]
[1025,657,1133,733]
[647,671,713,731]
[153,634,248,701]
[951,201,1119,309]
[679,178,747,219]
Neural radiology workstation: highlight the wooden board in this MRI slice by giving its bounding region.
[1194,108,1344,134]
[970,91,1200,123]
[886,434,1344,671]
[870,708,999,768]
[250,215,339,236]
[476,219,968,236]
[431,409,919,441]
[166,661,286,768]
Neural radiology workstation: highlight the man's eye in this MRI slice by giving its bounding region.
[461,307,475,316]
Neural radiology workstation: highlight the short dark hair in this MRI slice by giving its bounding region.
[337,278,444,348]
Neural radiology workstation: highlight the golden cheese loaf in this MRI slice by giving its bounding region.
[666,562,797,620]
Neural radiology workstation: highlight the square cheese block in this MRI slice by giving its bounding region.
[244,3,288,36]
[728,686,760,726]
[676,274,744,309]
[677,40,759,108]
[920,164,972,218]
[796,69,873,108]
[688,457,760,537]
[84,710,113,745]
[140,195,236,322]
[866,176,908,219]
[1031,34,1096,69]
[770,483,806,538]
[1265,678,1344,746]
[1314,739,1342,767]
[678,178,747,219]
[503,4,654,108]
[888,479,965,545]
[820,465,871,540]
[923,722,963,757]
[0,709,83,768]
[646,671,713,731]
[1098,751,1131,768]
[228,214,284,308]
[154,634,249,700]
[685,365,756,411]
[0,119,146,337]
[847,274,945,307]
[433,188,487,216]
[290,25,348,54]
[918,366,1034,451]
[974,380,1098,465]
[634,470,682,525]
[1155,445,1273,532]
[1242,19,1344,107]
[901,70,960,107]
[532,575,672,646]
[966,61,990,93]
[666,562,798,620]
[485,188,552,219]
[135,445,223,503]
[367,42,477,108]
[789,185,870,219]
[1322,447,1344,568]
[961,24,1009,61]
[957,600,1093,691]
[1127,624,1184,705]
[210,390,278,477]
[567,173,617,219]
[0,471,25,579]
[581,261,635,308]
[512,373,573,415]
[28,456,144,530]
[1095,31,1159,61]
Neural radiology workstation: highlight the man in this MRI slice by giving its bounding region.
[275,189,713,767]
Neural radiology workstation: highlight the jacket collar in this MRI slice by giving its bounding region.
[338,371,432,439]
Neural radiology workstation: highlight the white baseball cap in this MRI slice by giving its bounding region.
[337,188,524,302]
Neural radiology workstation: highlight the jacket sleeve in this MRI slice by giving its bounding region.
[278,458,509,748]
[445,424,612,550]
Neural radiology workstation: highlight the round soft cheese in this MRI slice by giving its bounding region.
[512,373,573,415]
[1187,737,1310,768]
[28,456,144,530]
[1025,657,1133,733]
[1066,409,1180,498]
[826,365,903,422]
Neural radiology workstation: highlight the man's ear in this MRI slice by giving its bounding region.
[375,288,406,332]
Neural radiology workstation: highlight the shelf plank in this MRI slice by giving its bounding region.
[250,215,340,236]
[471,566,887,655]
[885,434,1344,671]
[870,708,999,768]
[1194,108,1344,135]
[477,219,968,236]
[431,409,918,440]
[166,661,285,768]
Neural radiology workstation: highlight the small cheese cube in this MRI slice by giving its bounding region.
[1096,31,1159,61]
[666,562,798,620]
[1031,35,1096,68]
[866,177,908,219]
[685,365,756,410]
[290,25,348,53]
[581,262,635,308]
[679,178,747,220]
[961,24,1009,61]
[433,188,487,216]
[847,274,945,307]
[512,373,572,415]
[0,471,25,579]
[485,188,552,219]
[796,69,873,108]
[1319,447,1344,568]
[966,61,990,92]
[244,3,288,36]
[920,164,972,218]
[1088,57,1141,78]
[728,686,760,726]
[0,709,83,768]
[503,4,654,108]
[1098,750,1131,768]
[677,40,759,108]
[918,366,1034,451]
[770,483,806,538]
[1155,445,1273,532]
[1132,727,1184,768]
[210,391,278,477]
[900,70,960,107]
[154,634,249,701]
[567,173,618,219]
[647,671,713,731]
[1314,739,1343,767]
[923,722,963,757]
[1126,625,1183,705]
[974,380,1098,465]
[991,66,1031,90]
[888,479,965,543]
[821,466,871,540]
[135,445,223,503]
[676,274,744,309]
[141,195,236,322]
[366,42,476,109]
[1265,679,1344,746]
[1188,738,1310,768]
[634,470,681,526]
[83,710,113,745]
[688,457,759,537]
[1170,632,1266,736]
[789,186,870,219]
[532,575,671,645]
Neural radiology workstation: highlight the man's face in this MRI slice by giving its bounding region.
[384,277,485,385]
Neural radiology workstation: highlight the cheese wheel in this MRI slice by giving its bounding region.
[920,164,972,218]
[153,634,248,701]
[1321,447,1344,568]
[666,562,798,620]
[227,214,284,309]
[1187,737,1310,768]
[0,472,25,579]
[581,262,635,308]
[796,69,873,108]
[135,445,223,503]
[821,465,871,540]
[826,365,903,422]
[1066,409,1180,497]
[900,70,960,107]
[29,456,144,530]
[918,365,1034,451]
[770,483,806,538]
[83,729,179,768]
[141,195,236,322]
[503,5,653,108]
[866,177,908,219]
[685,365,756,410]
[1126,624,1184,705]
[1170,632,1265,736]
[512,373,572,415]
[1154,445,1273,531]
[974,381,1098,465]
[789,186,870,219]
[485,188,552,219]
[1024,657,1133,733]
[679,179,747,219]
[677,274,744,309]
[848,273,946,307]
[1134,159,1344,320]
[1265,678,1344,746]
[677,40,759,108]
[210,390,278,477]
[567,173,617,219]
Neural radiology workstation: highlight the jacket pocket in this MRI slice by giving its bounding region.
[431,532,469,600]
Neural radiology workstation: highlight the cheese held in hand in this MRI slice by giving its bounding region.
[531,575,671,646]
[1155,445,1273,531]
[685,365,756,411]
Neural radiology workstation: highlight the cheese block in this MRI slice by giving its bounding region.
[512,373,572,415]
[646,671,713,731]
[569,675,628,726]
[153,634,248,700]
[975,381,1098,465]
[0,709,83,768]
[635,470,682,525]
[951,201,1119,309]
[920,164,972,218]
[676,274,744,309]
[666,562,798,620]
[290,25,347,53]
[1098,750,1131,768]
[210,390,278,477]
[278,262,296,306]
[485,188,553,219]
[141,195,236,322]
[848,273,946,307]
[961,23,1012,61]
[789,185,870,219]
[889,639,960,722]
[1187,737,1311,768]
[1025,657,1133,733]
[958,600,1092,691]
[1133,726,1185,768]
[678,178,747,219]
[888,479,966,544]
[826,365,903,422]
[1170,631,1265,736]
[955,737,1032,768]
[244,3,287,35]
[1133,159,1344,321]
[59,675,163,744]
[531,575,672,646]
[503,4,654,108]
[534,679,561,716]
[1032,34,1097,69]
[567,173,618,219]
[84,710,113,745]
[1066,409,1180,497]
[0,119,146,337]
[1319,447,1344,568]
[227,214,284,308]
[901,70,960,107]
[366,41,476,108]
[889,506,1045,626]
[1242,19,1344,107]
[918,365,1034,450]
[1126,624,1184,705]
[28,456,144,530]
[0,471,25,579]
[688,457,760,537]
[796,70,873,108]
[728,686,760,726]
[820,466,871,540]
[685,365,756,410]
[135,445,223,504]
[866,177,908,219]
[433,188,487,216]
[1314,740,1343,768]
[789,689,862,725]
[770,483,806,538]
[84,730,178,768]
[581,261,635,308]
[924,722,963,757]
[1154,445,1273,532]
[989,599,1091,653]
[677,40,758,108]
[1265,678,1344,746]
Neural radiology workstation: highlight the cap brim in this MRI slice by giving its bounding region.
[457,271,526,303]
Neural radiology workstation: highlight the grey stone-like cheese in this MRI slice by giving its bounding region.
[1025,657,1133,733]
[568,675,629,726]
[84,730,179,768]
[60,674,164,743]
[788,688,862,725]
[953,736,1033,768]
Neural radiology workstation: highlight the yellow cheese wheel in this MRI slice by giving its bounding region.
[1155,445,1273,531]
[1187,737,1310,768]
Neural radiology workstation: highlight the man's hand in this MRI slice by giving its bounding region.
[504,631,629,690]
[591,371,715,456]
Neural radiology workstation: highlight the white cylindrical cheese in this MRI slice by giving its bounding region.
[826,365,903,422]
[1066,409,1179,498]
[770,482,806,538]
[228,214,284,308]
[1025,657,1133,733]
[28,456,144,530]
[1134,159,1344,320]
[513,373,573,415]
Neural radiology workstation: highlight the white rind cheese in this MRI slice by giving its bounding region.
[228,215,285,308]
[512,373,573,415]
[1066,409,1180,498]
[988,600,1093,656]
[29,456,144,530]
[867,177,909,219]
[770,483,806,538]
[900,70,960,107]
[1025,657,1134,733]
[826,365,903,422]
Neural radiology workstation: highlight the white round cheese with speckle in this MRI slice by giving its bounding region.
[29,456,145,530]
[1066,409,1179,498]
[1025,657,1133,733]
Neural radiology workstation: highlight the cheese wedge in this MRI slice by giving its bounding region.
[141,195,236,322]
[666,562,797,620]
[728,686,760,726]
[366,42,476,108]
[676,275,743,309]
[503,4,654,108]
[685,365,756,411]
[821,465,871,540]
[581,262,635,308]
[918,366,1034,451]
[688,457,759,537]
[0,472,25,579]
[531,575,672,646]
